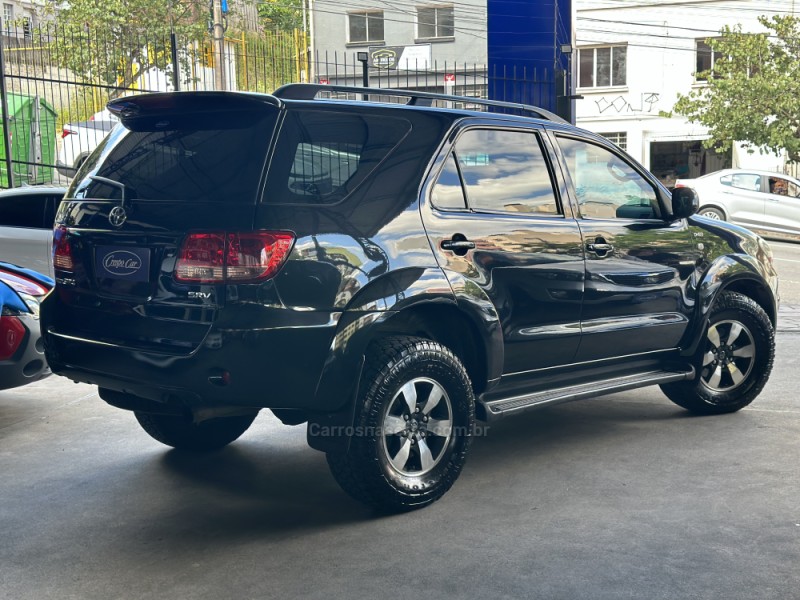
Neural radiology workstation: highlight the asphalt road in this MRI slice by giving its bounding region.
[2,344,799,597]
[771,240,800,305]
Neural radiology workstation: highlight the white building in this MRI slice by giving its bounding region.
[2,0,42,37]
[575,0,794,186]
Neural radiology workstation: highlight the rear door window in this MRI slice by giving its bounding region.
[451,128,561,215]
[72,110,278,203]
[728,173,762,192]
[264,109,411,204]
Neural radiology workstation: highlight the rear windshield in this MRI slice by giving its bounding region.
[70,109,278,203]
[263,108,411,204]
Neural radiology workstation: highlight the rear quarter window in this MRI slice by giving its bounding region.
[264,109,411,205]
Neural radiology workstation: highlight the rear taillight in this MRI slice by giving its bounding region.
[61,126,75,139]
[0,315,25,360]
[53,225,74,271]
[674,183,685,188]
[175,231,295,283]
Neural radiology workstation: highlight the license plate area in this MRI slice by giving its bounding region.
[95,245,151,282]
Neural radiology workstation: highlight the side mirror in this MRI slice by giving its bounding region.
[670,187,698,220]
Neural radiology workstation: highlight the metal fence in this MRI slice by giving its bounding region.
[0,23,554,188]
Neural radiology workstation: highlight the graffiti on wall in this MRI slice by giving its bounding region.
[594,93,660,114]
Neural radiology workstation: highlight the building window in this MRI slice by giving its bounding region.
[599,132,627,151]
[578,46,626,88]
[695,39,722,81]
[3,4,13,34]
[348,11,384,44]
[417,6,454,39]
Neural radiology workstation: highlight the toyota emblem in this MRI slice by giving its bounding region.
[108,206,128,227]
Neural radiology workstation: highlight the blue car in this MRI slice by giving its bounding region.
[0,262,51,390]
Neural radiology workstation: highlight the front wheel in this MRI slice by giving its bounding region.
[661,292,774,414]
[326,336,475,512]
[134,411,257,451]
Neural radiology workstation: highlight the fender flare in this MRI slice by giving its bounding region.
[680,254,777,356]
[307,267,503,451]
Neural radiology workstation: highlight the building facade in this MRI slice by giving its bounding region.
[309,0,488,94]
[2,0,42,38]
[575,0,792,186]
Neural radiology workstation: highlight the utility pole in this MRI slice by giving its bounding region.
[308,0,315,82]
[212,0,226,91]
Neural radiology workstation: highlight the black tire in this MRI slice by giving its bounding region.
[698,206,725,220]
[661,292,774,414]
[134,411,257,452]
[326,336,475,512]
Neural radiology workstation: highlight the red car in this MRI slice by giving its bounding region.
[0,262,51,390]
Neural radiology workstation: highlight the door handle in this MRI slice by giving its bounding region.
[587,241,614,256]
[441,236,475,255]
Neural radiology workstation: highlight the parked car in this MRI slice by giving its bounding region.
[41,85,778,512]
[56,109,118,177]
[676,168,800,239]
[0,185,67,277]
[0,262,51,390]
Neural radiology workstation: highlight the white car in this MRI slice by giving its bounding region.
[675,168,800,238]
[0,185,67,277]
[56,109,119,177]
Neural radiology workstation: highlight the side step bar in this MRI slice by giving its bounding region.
[478,368,695,421]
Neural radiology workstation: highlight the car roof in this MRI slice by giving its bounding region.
[701,168,799,180]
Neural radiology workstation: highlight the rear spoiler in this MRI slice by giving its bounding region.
[107,92,282,121]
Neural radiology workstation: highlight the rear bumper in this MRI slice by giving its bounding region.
[44,322,338,411]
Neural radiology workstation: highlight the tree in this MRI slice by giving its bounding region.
[671,15,800,162]
[258,0,304,32]
[44,0,207,99]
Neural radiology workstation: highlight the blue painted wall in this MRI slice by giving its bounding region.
[488,0,573,119]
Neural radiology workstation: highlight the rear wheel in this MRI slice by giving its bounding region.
[326,336,475,512]
[661,292,774,414]
[134,411,257,451]
[699,206,725,220]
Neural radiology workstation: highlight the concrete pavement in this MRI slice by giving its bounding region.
[1,335,799,600]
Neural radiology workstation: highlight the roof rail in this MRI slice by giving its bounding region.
[272,83,568,124]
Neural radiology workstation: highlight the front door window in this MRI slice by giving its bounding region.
[556,136,659,220]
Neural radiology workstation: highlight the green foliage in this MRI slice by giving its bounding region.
[45,0,207,98]
[258,0,304,32]
[234,30,301,92]
[671,15,800,162]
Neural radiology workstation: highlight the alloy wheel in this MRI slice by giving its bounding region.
[700,319,756,392]
[381,377,453,476]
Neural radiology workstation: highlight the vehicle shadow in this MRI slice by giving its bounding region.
[155,433,376,535]
[468,392,698,469]
[148,391,710,539]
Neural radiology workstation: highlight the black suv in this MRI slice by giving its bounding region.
[42,84,778,511]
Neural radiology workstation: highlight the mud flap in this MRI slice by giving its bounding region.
[306,355,364,454]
